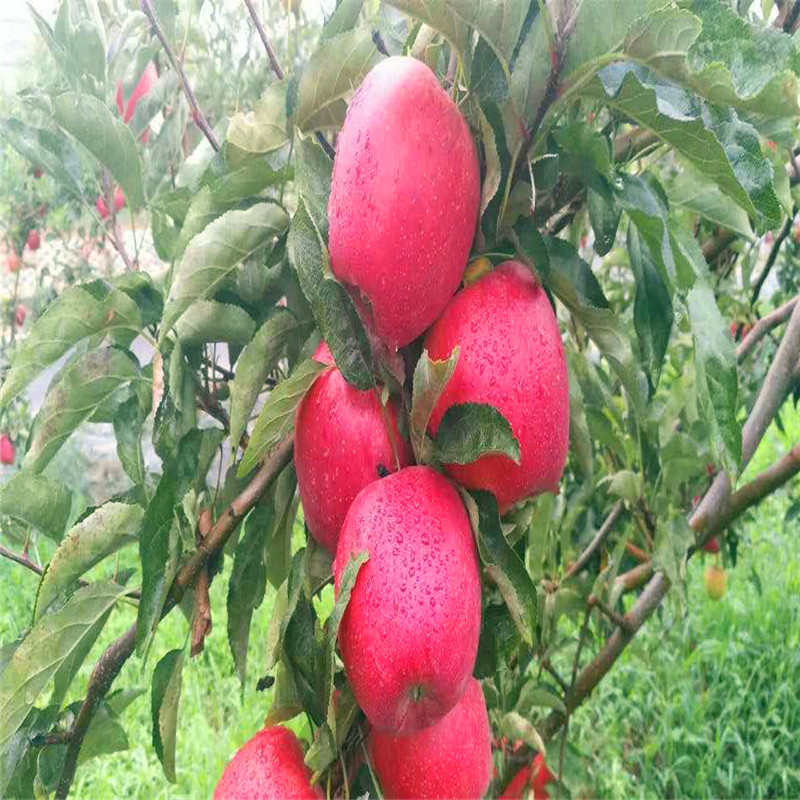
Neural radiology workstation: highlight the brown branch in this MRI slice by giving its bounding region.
[562,501,623,581]
[589,594,631,632]
[0,544,43,576]
[751,211,794,306]
[737,294,799,363]
[140,0,219,152]
[701,228,737,265]
[625,541,649,564]
[55,436,294,798]
[190,509,213,657]
[613,561,653,594]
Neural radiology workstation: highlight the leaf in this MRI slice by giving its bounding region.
[287,198,373,390]
[24,349,144,473]
[238,357,329,478]
[227,508,268,687]
[265,465,300,590]
[295,135,333,238]
[34,502,142,620]
[229,310,299,448]
[53,92,144,208]
[113,393,147,485]
[435,402,521,465]
[77,704,130,764]
[151,648,184,783]
[499,712,546,755]
[0,118,83,198]
[628,224,673,390]
[478,105,502,220]
[587,183,621,256]
[687,280,741,478]
[227,81,289,158]
[409,347,459,464]
[568,370,593,480]
[0,472,71,540]
[160,203,290,340]
[474,602,521,678]
[292,29,381,133]
[0,582,126,748]
[321,0,364,40]
[460,490,537,646]
[173,300,256,347]
[0,283,143,409]
[599,470,644,504]
[264,660,303,726]
[517,682,567,715]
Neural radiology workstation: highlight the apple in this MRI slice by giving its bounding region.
[213,726,322,800]
[704,564,726,600]
[333,466,482,734]
[117,61,157,124]
[368,677,491,799]
[114,187,126,212]
[32,166,43,179]
[328,56,480,348]
[424,261,570,511]
[7,252,20,273]
[96,195,109,220]
[14,305,27,327]
[26,230,41,251]
[702,537,720,554]
[500,754,556,800]
[294,342,412,555]
[0,434,15,465]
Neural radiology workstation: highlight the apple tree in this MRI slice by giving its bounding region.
[1,0,799,798]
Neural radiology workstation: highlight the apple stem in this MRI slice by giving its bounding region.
[372,386,401,472]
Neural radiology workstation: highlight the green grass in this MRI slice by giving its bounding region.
[2,417,797,799]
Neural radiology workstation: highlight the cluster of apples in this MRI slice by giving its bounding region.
[215,57,569,799]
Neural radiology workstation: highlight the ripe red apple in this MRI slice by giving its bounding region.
[333,466,481,734]
[213,726,322,800]
[26,230,41,251]
[368,677,491,799]
[114,187,126,212]
[96,195,109,220]
[14,305,27,327]
[294,342,412,555]
[328,56,480,348]
[7,252,20,273]
[32,166,43,179]
[0,433,15,465]
[424,261,569,511]
[117,61,157,124]
[702,537,720,554]
[500,754,556,800]
[704,564,726,600]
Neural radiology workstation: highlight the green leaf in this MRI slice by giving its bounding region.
[0,283,143,409]
[474,602,521,678]
[409,347,459,464]
[435,402,521,465]
[599,470,644,504]
[129,71,179,137]
[24,348,144,473]
[321,0,364,40]
[265,465,300,590]
[160,203,290,340]
[77,703,130,764]
[587,183,621,256]
[0,118,83,198]
[227,81,289,158]
[295,135,333,238]
[34,502,142,620]
[499,711,546,754]
[477,105,502,221]
[292,29,381,133]
[113,393,147,485]
[0,582,127,749]
[460,490,537,646]
[264,660,303,726]
[687,280,741,478]
[567,369,593,480]
[151,648,184,783]
[628,224,673,390]
[516,682,567,715]
[229,310,300,448]
[238,357,329,478]
[53,92,144,208]
[0,472,71,540]
[287,198,373,390]
[173,300,256,347]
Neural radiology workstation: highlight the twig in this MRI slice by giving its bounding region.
[737,294,798,363]
[0,544,43,576]
[562,501,623,581]
[701,228,737,265]
[190,509,213,657]
[202,357,235,381]
[541,658,570,695]
[140,0,219,152]
[751,212,794,306]
[613,561,653,594]
[589,594,630,632]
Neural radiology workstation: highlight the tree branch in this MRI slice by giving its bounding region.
[613,128,660,162]
[140,0,219,152]
[0,544,43,576]
[736,294,798,363]
[562,501,623,581]
[750,211,794,306]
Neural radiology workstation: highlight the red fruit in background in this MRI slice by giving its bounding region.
[706,462,715,476]
[117,61,157,124]
[33,166,43,179]
[96,195,109,220]
[0,434,15,465]
[294,342,412,555]
[328,56,480,348]
[213,726,322,800]
[14,305,27,327]
[425,262,570,512]
[7,252,20,273]
[500,754,556,800]
[702,537,720,554]
[369,677,491,799]
[26,230,40,251]
[114,187,126,212]
[334,466,482,734]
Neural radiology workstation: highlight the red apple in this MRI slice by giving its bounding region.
[96,195,109,220]
[0,434,15,465]
[294,342,412,555]
[33,166,43,179]
[213,726,322,800]
[117,61,157,124]
[114,187,126,212]
[424,261,569,511]
[704,564,726,600]
[333,466,481,734]
[500,754,556,799]
[369,677,491,799]
[7,252,20,273]
[702,537,720,554]
[26,230,40,251]
[328,56,480,348]
[14,305,27,327]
